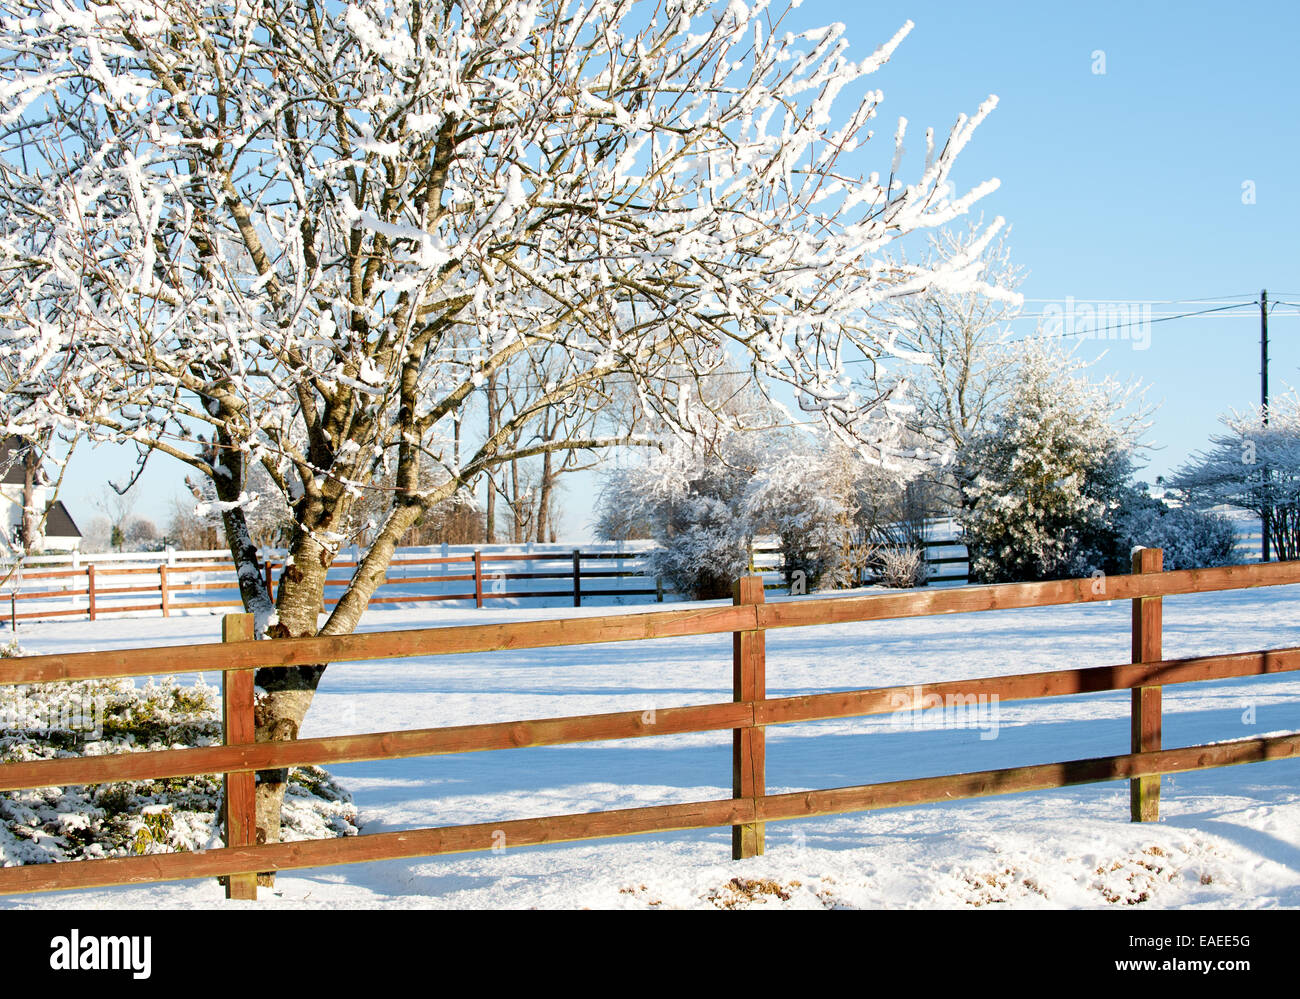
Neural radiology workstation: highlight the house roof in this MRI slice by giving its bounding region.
[0,438,81,539]
[0,436,34,487]
[44,500,82,539]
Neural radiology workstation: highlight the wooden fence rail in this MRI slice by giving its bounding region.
[0,550,1297,898]
[6,560,258,624]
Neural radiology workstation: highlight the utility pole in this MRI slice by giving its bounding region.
[1261,289,1270,562]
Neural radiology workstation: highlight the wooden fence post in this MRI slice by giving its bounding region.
[1131,547,1163,822]
[87,564,95,622]
[573,550,581,608]
[221,613,258,900]
[473,550,484,609]
[732,575,766,859]
[159,564,169,617]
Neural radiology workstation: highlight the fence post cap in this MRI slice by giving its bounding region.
[1131,547,1164,572]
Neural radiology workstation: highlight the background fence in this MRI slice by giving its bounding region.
[0,511,1269,626]
[0,527,973,625]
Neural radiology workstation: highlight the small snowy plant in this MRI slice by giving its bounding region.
[870,545,927,588]
[0,644,357,866]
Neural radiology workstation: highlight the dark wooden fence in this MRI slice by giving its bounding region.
[1,549,1296,898]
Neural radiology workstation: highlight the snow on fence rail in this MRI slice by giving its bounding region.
[0,533,972,625]
[0,551,1298,898]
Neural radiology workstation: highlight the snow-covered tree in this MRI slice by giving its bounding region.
[0,0,1006,850]
[92,487,139,554]
[123,515,162,551]
[1168,394,1300,560]
[598,424,864,597]
[80,516,114,554]
[874,221,1024,512]
[887,223,1023,446]
[598,428,763,599]
[746,435,860,591]
[960,344,1147,583]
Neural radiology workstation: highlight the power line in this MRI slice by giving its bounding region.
[1005,311,1300,322]
[1002,302,1255,345]
[1017,295,1257,305]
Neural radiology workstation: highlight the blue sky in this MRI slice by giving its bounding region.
[822,0,1300,475]
[58,0,1300,541]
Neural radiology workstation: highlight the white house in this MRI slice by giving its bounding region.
[0,436,82,553]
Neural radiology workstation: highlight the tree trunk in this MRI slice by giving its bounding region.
[536,449,553,544]
[511,458,521,542]
[211,445,289,883]
[484,372,499,544]
[19,446,37,553]
[251,529,332,877]
[245,499,426,884]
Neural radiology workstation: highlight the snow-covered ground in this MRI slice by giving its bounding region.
[2,582,1298,909]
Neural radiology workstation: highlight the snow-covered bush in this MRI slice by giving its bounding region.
[598,428,866,599]
[869,545,927,588]
[0,648,358,866]
[960,346,1146,583]
[598,434,763,601]
[1116,487,1238,571]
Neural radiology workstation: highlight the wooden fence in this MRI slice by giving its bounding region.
[4,560,243,623]
[2,549,670,624]
[3,537,970,625]
[1,548,1297,898]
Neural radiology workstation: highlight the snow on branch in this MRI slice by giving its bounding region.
[0,0,1006,630]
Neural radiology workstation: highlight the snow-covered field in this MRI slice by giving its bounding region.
[2,582,1299,909]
